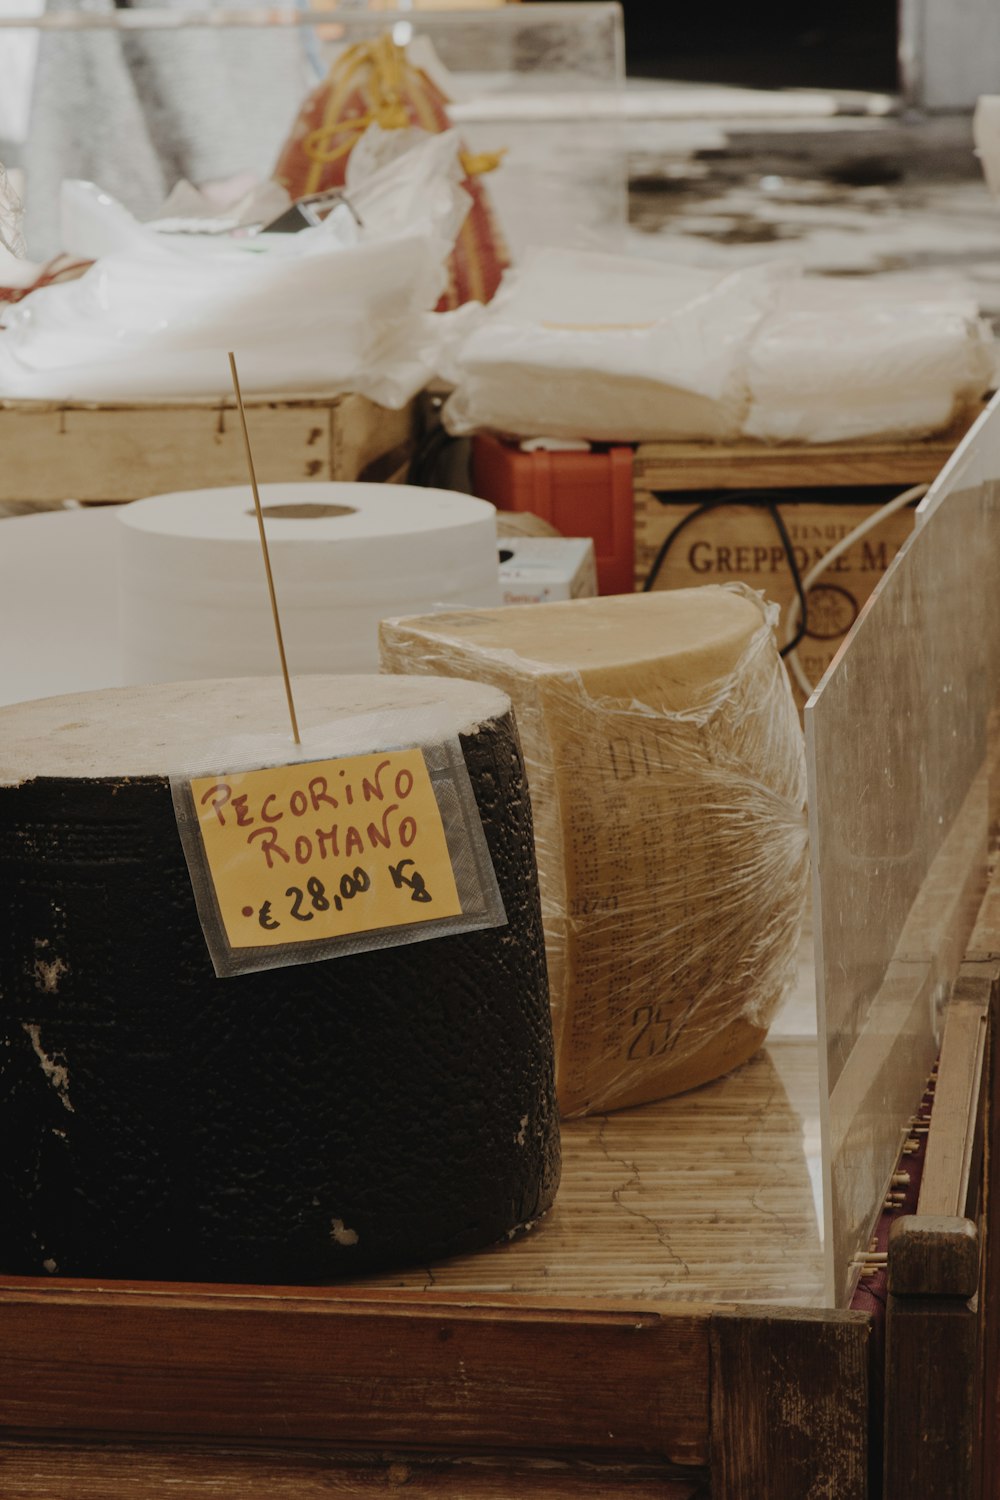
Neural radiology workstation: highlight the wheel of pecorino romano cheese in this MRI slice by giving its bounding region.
[0,676,559,1282]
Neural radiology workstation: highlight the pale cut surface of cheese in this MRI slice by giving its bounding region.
[0,675,510,784]
[380,586,808,1117]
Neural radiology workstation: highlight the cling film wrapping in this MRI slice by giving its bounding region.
[380,584,808,1117]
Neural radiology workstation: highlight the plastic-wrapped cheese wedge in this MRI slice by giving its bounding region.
[380,586,808,1117]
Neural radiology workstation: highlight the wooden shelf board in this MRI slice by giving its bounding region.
[359,1038,824,1306]
[0,1441,703,1500]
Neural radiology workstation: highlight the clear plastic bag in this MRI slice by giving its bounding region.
[0,131,469,404]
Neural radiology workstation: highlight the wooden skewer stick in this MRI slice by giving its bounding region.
[228,351,302,746]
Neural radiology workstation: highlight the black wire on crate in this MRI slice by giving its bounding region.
[408,422,453,488]
[642,490,810,657]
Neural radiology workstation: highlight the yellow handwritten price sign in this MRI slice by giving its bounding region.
[190,749,463,951]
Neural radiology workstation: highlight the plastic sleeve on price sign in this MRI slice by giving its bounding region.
[171,725,507,979]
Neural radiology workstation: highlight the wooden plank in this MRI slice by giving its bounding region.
[356,1040,825,1307]
[889,861,1000,1500]
[632,411,978,492]
[330,391,418,485]
[0,1287,711,1465]
[0,1441,703,1500]
[0,393,415,502]
[0,398,334,501]
[918,968,994,1219]
[981,989,999,1500]
[886,1216,980,1298]
[884,1217,980,1500]
[967,882,1000,961]
[885,1297,979,1499]
[709,1307,871,1500]
[632,490,916,705]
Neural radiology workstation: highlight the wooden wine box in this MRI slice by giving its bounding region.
[632,415,981,701]
[635,489,916,699]
[0,391,418,505]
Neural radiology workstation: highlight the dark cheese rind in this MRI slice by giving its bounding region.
[0,707,559,1282]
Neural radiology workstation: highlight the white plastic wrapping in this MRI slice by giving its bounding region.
[0,131,470,404]
[381,584,809,1118]
[442,250,777,442]
[441,247,995,445]
[744,276,996,443]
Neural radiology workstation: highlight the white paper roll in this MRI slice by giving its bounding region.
[117,482,501,685]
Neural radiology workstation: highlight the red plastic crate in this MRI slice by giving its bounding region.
[471,435,635,596]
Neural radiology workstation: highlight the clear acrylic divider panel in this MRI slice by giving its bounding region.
[806,390,1000,1306]
[6,3,625,262]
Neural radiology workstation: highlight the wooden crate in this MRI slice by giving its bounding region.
[632,419,977,497]
[633,412,981,703]
[635,491,916,701]
[0,391,419,504]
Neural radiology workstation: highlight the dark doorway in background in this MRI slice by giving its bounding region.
[538,0,900,94]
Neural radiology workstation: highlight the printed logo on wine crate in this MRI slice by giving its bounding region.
[803,583,859,640]
[633,494,916,704]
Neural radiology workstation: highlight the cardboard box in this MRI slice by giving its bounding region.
[498,536,598,605]
[634,492,916,702]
